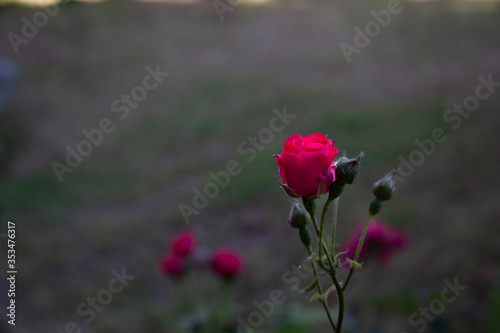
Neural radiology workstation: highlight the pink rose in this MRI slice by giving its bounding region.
[211,249,245,280]
[169,230,197,257]
[274,133,339,197]
[159,254,186,277]
[338,220,409,267]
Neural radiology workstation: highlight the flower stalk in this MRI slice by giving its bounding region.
[275,134,402,333]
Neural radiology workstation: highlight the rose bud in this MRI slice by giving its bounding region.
[298,226,313,250]
[169,230,197,257]
[335,152,364,185]
[328,181,344,200]
[159,254,186,277]
[274,133,339,198]
[373,171,396,201]
[211,249,245,280]
[288,203,310,228]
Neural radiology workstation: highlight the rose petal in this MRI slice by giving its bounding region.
[305,142,325,152]
[280,150,332,197]
[283,134,302,153]
[301,133,329,144]
[318,164,337,195]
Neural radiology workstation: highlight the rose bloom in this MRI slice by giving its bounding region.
[169,230,197,257]
[211,249,245,279]
[274,133,339,197]
[159,254,186,277]
[338,220,409,267]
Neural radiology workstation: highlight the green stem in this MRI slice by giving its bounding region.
[306,246,337,332]
[332,270,344,332]
[308,209,333,272]
[320,237,345,332]
[319,197,334,264]
[342,214,375,292]
[309,202,345,333]
[331,197,339,255]
[322,301,337,332]
[320,199,345,333]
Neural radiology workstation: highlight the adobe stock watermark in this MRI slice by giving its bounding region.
[178,106,296,224]
[237,237,339,333]
[212,0,242,22]
[339,0,403,64]
[7,0,72,54]
[389,73,499,185]
[400,277,467,333]
[51,64,170,182]
[48,267,135,333]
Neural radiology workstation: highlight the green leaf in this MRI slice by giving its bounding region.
[299,279,318,294]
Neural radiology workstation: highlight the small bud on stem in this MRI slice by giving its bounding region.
[336,152,364,185]
[289,203,310,228]
[299,225,313,251]
[372,171,396,201]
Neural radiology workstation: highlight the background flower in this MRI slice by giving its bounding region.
[211,249,245,279]
[339,220,409,267]
[169,230,198,257]
[159,254,186,277]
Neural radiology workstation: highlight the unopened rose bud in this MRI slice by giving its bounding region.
[289,203,310,229]
[373,172,396,201]
[369,199,382,216]
[298,226,313,250]
[336,152,364,185]
[328,180,344,199]
[336,156,349,165]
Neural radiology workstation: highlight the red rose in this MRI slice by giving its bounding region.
[211,249,245,279]
[274,133,339,197]
[169,230,197,257]
[159,254,185,277]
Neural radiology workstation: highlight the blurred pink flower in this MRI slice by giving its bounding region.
[211,248,245,280]
[338,220,409,267]
[159,254,186,277]
[169,230,197,257]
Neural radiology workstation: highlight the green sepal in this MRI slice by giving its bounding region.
[309,293,324,303]
[345,258,362,270]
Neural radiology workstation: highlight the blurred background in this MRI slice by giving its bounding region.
[1,0,500,332]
